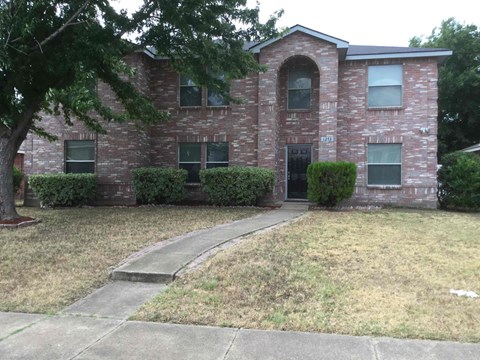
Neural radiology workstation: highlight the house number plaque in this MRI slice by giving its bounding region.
[320,136,335,143]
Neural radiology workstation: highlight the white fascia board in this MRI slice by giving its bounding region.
[345,50,453,61]
[463,145,480,152]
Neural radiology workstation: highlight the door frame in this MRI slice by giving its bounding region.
[285,144,312,200]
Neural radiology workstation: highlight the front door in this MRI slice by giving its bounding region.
[287,144,311,199]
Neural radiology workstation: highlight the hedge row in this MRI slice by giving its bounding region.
[29,173,96,207]
[131,166,275,206]
[437,151,480,211]
[199,167,275,206]
[307,161,356,207]
[131,167,187,204]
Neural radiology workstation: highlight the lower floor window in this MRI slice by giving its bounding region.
[179,142,229,182]
[367,143,402,185]
[206,142,229,168]
[179,143,201,182]
[65,140,95,173]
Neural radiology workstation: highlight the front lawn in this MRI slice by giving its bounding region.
[134,209,480,342]
[0,206,262,313]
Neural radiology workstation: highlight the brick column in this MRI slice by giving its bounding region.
[317,52,339,162]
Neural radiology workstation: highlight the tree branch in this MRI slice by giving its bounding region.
[33,0,91,50]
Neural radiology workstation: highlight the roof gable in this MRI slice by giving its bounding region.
[248,25,349,54]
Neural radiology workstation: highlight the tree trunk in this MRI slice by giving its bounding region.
[0,107,35,221]
[0,137,19,221]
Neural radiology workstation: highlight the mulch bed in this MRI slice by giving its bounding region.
[0,217,41,229]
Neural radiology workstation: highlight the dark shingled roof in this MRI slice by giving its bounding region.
[347,45,450,56]
[142,26,452,62]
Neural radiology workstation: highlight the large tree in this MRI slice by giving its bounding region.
[0,0,281,220]
[410,18,480,159]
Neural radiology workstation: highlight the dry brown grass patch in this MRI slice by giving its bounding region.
[0,206,261,313]
[134,209,480,342]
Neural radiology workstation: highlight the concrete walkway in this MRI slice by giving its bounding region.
[1,313,479,359]
[1,204,480,359]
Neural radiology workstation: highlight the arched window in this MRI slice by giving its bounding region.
[288,69,312,110]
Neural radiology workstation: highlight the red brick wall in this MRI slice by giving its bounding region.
[257,32,340,202]
[23,37,439,208]
[338,59,438,207]
[23,55,151,205]
[148,59,260,170]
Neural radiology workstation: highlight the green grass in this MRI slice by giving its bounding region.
[0,206,262,314]
[134,209,480,342]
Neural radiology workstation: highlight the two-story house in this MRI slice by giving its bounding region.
[22,25,452,208]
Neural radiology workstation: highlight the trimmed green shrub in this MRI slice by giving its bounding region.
[13,166,23,193]
[29,173,96,207]
[437,151,480,211]
[200,167,275,206]
[132,167,187,204]
[307,161,357,207]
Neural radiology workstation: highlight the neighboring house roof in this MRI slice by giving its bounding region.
[142,24,452,62]
[461,143,480,153]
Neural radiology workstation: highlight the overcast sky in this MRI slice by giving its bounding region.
[111,0,479,46]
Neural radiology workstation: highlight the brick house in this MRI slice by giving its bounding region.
[23,25,451,208]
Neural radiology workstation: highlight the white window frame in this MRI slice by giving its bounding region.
[65,140,95,174]
[368,65,403,108]
[207,73,229,107]
[206,142,229,168]
[287,69,312,110]
[367,143,402,186]
[179,75,202,107]
[178,143,202,182]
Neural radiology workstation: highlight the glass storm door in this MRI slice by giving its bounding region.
[287,145,311,199]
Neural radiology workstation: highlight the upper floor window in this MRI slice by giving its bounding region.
[65,140,95,174]
[180,75,201,107]
[367,144,402,185]
[288,69,312,110]
[368,65,403,108]
[207,73,229,107]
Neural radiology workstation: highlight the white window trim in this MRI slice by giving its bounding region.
[206,143,229,167]
[287,70,312,111]
[179,75,202,107]
[207,72,229,107]
[367,144,402,186]
[367,64,403,109]
[65,140,95,174]
[178,144,201,165]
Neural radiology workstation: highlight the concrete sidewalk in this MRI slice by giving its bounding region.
[1,204,479,359]
[1,313,479,359]
[111,204,307,283]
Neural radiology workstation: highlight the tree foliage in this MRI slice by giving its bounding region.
[437,151,480,211]
[0,0,282,219]
[410,18,480,159]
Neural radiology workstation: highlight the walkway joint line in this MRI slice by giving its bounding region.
[69,319,126,360]
[222,328,240,360]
